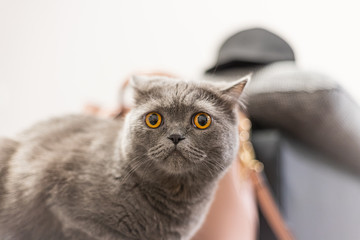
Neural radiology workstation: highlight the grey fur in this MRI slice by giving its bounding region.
[0,76,248,240]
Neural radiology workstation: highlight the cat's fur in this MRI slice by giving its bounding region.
[0,75,249,240]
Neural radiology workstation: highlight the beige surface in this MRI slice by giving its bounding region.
[192,160,258,240]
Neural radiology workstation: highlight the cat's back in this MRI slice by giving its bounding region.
[0,137,19,205]
[0,115,123,239]
[5,114,124,173]
[0,114,123,195]
[18,114,120,143]
[4,114,124,169]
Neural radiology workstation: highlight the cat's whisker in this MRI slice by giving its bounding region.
[147,144,163,155]
[206,160,225,172]
[116,154,148,185]
[187,145,206,155]
[198,161,215,178]
[148,144,164,153]
[139,159,154,184]
[148,144,172,160]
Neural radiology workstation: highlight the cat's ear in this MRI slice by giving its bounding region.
[220,74,251,102]
[129,75,152,104]
[130,75,149,92]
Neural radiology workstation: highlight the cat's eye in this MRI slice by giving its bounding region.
[145,112,162,128]
[192,113,212,130]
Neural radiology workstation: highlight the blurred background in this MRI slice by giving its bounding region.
[0,0,359,136]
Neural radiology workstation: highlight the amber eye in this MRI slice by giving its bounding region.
[145,112,162,128]
[193,113,212,129]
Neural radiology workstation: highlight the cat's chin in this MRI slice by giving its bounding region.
[160,150,193,175]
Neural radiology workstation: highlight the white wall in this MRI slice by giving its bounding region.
[1,0,359,137]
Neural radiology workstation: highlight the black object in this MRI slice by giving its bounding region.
[206,28,295,73]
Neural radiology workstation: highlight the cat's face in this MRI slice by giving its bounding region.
[121,76,248,180]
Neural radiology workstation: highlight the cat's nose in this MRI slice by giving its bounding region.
[167,134,185,145]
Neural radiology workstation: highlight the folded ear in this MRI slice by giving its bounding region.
[128,75,151,105]
[130,75,149,91]
[220,74,251,101]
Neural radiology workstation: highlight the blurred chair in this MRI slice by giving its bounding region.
[204,28,360,240]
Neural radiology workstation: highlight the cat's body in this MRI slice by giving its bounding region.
[0,76,248,240]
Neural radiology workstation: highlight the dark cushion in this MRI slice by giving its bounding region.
[247,62,360,174]
[205,61,360,173]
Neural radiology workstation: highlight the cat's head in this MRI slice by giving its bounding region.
[120,75,249,181]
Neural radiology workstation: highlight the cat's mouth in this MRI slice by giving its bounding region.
[147,143,207,174]
[168,148,187,160]
[162,149,190,174]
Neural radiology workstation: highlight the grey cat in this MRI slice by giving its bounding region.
[0,75,249,240]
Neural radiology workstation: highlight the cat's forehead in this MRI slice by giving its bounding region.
[138,79,226,112]
[140,97,219,115]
